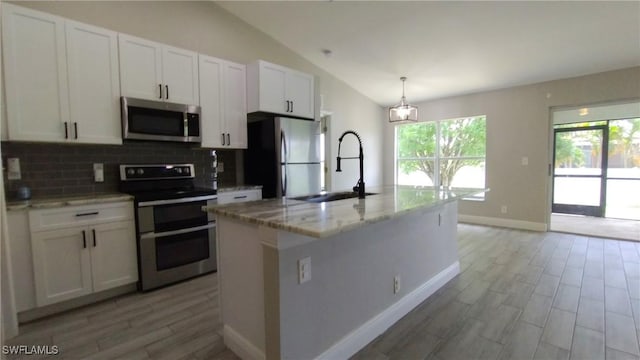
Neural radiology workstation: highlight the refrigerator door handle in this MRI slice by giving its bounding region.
[281,130,288,197]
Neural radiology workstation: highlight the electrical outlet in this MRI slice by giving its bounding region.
[7,158,21,180]
[394,276,400,294]
[501,205,508,214]
[298,257,311,284]
[93,163,104,183]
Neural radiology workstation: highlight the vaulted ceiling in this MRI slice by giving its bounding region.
[218,1,640,106]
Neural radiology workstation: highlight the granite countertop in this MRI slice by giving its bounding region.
[6,193,134,211]
[218,185,263,193]
[205,186,487,238]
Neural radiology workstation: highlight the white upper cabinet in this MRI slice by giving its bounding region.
[224,62,248,149]
[2,4,121,144]
[118,34,163,101]
[162,45,200,105]
[66,21,122,145]
[286,70,315,119]
[2,4,70,142]
[247,60,315,119]
[119,34,199,105]
[199,55,247,149]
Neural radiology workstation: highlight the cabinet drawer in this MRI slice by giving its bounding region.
[218,190,262,204]
[29,201,134,232]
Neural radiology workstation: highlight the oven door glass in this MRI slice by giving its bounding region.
[128,105,185,137]
[155,229,210,271]
[153,201,208,232]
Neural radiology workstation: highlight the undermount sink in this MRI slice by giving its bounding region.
[293,191,377,203]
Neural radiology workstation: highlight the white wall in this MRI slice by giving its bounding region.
[383,66,640,227]
[3,1,385,189]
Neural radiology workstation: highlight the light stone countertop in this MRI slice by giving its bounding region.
[6,193,133,211]
[205,186,487,238]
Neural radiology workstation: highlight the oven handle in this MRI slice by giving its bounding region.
[138,195,217,207]
[139,223,216,240]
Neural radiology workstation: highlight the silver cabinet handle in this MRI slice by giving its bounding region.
[159,84,162,99]
[165,85,169,100]
[82,230,87,248]
[64,122,69,139]
[74,122,78,139]
[227,133,230,146]
[92,229,96,247]
[233,195,248,199]
[222,133,226,146]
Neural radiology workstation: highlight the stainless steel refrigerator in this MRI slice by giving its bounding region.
[245,116,322,198]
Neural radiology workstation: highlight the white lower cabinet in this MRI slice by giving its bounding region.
[31,227,93,305]
[86,221,138,292]
[29,202,137,307]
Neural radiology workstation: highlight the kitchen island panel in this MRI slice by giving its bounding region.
[217,200,460,359]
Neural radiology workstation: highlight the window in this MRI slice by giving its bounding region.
[396,115,486,199]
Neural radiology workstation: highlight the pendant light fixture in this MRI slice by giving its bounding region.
[389,76,418,123]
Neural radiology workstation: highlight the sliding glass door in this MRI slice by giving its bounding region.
[552,118,640,220]
[606,119,640,220]
[552,126,607,217]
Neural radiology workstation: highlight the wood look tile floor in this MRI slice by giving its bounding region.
[5,274,238,360]
[6,224,640,360]
[354,224,640,360]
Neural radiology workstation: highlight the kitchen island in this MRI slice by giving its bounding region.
[206,186,484,360]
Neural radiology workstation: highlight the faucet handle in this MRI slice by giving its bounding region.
[353,180,361,193]
[336,156,342,172]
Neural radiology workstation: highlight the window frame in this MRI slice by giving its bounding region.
[394,115,487,200]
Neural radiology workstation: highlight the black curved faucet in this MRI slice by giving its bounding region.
[336,130,365,199]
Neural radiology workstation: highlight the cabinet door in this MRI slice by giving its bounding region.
[257,61,288,114]
[224,62,248,149]
[118,34,163,101]
[287,70,315,119]
[2,4,69,142]
[162,45,199,105]
[199,55,224,148]
[31,227,92,306]
[90,221,138,292]
[66,20,122,145]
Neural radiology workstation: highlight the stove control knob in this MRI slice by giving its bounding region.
[176,168,182,174]
[184,167,190,175]
[136,168,144,175]
[127,169,135,176]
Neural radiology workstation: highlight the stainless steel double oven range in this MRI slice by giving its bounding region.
[119,164,216,291]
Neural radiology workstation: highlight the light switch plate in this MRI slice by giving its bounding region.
[217,162,224,173]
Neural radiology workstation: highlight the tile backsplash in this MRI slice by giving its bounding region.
[1,141,237,200]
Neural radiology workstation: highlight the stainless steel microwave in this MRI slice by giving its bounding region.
[121,97,201,143]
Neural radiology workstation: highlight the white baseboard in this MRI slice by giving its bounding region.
[223,324,265,360]
[459,214,547,232]
[315,261,461,360]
